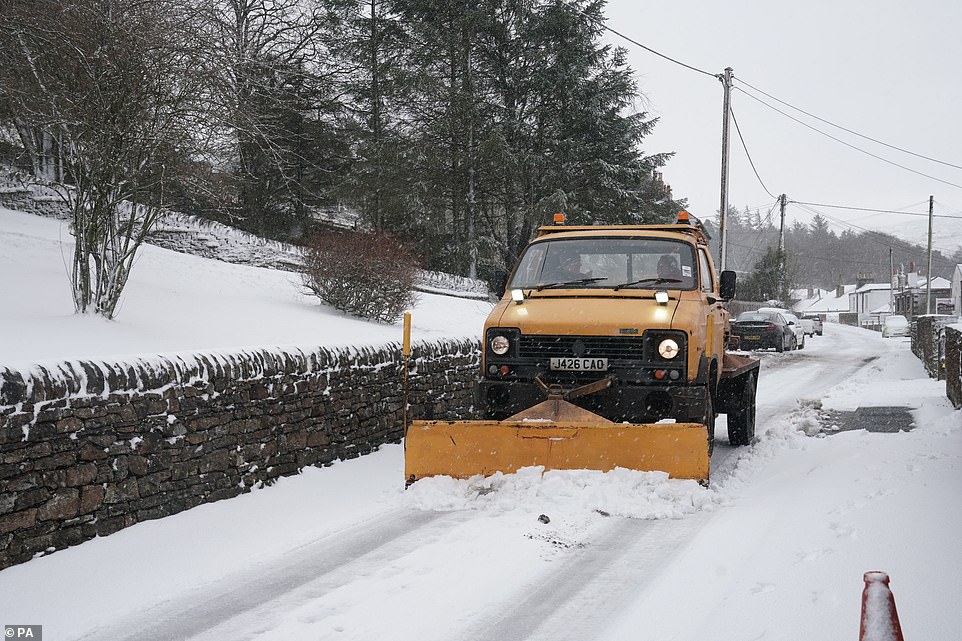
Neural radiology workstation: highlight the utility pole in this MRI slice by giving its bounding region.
[926,195,934,314]
[717,67,733,270]
[889,247,895,314]
[778,194,787,300]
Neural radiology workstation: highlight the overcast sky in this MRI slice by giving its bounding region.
[602,0,962,253]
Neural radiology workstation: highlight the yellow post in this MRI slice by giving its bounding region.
[402,312,411,439]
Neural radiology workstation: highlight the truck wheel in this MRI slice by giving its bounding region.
[727,372,756,446]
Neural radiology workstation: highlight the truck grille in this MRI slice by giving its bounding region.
[518,335,646,360]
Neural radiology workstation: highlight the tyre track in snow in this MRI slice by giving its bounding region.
[711,326,884,476]
[459,513,713,641]
[456,325,888,640]
[75,508,461,641]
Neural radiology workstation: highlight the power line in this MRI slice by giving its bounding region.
[790,200,962,220]
[736,78,962,172]
[933,201,962,216]
[725,238,909,267]
[734,87,962,191]
[730,106,777,199]
[792,202,897,241]
[789,202,958,255]
[593,16,962,218]
[599,23,718,79]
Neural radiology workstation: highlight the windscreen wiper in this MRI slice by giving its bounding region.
[536,277,608,291]
[612,277,682,291]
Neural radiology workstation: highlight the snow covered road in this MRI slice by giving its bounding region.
[3,323,960,641]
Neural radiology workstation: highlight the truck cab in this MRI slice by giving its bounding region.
[479,213,735,427]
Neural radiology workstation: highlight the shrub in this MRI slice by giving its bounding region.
[302,230,420,323]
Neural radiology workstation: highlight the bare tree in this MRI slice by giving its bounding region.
[204,0,326,238]
[0,0,212,318]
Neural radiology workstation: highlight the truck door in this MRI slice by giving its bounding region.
[699,248,727,363]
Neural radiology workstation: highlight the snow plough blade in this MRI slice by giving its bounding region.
[404,399,710,484]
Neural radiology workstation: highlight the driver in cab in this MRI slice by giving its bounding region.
[548,249,590,282]
[656,253,694,288]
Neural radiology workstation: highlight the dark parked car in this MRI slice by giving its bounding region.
[731,310,795,352]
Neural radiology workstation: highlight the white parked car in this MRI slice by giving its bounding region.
[801,314,823,336]
[758,307,805,349]
[882,314,909,338]
[782,312,806,349]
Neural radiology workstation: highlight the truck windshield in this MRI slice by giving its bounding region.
[509,238,698,291]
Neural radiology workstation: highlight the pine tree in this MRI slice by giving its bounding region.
[322,0,415,233]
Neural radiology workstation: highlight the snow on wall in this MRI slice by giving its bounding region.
[0,339,481,569]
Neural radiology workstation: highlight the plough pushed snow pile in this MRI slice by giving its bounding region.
[405,212,760,485]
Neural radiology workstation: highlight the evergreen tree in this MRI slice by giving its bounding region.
[322,0,415,233]
[739,247,792,304]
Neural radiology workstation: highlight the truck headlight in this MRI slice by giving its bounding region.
[658,338,679,359]
[490,335,511,355]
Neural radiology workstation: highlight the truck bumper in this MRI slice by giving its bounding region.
[478,379,708,423]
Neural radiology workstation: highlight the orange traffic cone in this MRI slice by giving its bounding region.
[859,571,904,641]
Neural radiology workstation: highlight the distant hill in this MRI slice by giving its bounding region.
[704,212,962,290]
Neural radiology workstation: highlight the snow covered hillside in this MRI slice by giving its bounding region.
[845,208,962,255]
[0,207,493,371]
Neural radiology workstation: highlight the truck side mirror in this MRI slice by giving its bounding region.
[719,270,736,300]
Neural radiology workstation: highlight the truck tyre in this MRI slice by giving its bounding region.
[727,372,756,446]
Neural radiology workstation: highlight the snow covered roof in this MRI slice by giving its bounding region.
[791,288,831,313]
[795,286,854,313]
[854,283,892,293]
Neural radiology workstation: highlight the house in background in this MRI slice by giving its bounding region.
[893,273,953,319]
[849,282,893,329]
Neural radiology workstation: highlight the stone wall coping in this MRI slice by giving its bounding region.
[1,337,480,407]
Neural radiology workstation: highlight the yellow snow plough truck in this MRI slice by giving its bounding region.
[405,212,759,485]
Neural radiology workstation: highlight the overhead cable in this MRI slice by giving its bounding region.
[736,78,962,172]
[790,202,957,255]
[598,23,718,79]
[730,106,777,199]
[790,200,962,220]
[734,87,962,191]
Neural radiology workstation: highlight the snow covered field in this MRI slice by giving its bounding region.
[1,208,960,641]
[0,207,493,370]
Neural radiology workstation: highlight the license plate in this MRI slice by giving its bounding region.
[549,357,608,371]
[745,335,761,341]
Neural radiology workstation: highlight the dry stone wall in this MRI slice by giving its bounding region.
[0,339,480,569]
[910,315,955,380]
[945,326,962,409]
